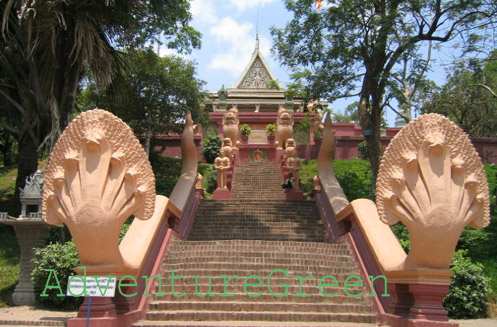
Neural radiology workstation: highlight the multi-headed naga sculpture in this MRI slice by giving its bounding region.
[376,113,489,269]
[42,109,155,274]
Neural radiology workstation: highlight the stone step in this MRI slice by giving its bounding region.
[159,266,357,277]
[150,291,368,303]
[165,250,348,260]
[155,282,366,299]
[142,311,376,324]
[168,240,344,252]
[146,301,372,314]
[163,255,354,267]
[133,322,375,327]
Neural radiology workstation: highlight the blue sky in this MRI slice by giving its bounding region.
[159,0,456,127]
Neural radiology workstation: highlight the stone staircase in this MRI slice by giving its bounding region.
[230,162,285,200]
[188,200,325,242]
[134,162,376,326]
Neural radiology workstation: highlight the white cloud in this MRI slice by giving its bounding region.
[190,0,218,24]
[228,0,277,12]
[208,17,254,77]
[208,17,276,81]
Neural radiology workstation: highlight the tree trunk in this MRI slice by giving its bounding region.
[14,132,39,215]
[358,71,384,197]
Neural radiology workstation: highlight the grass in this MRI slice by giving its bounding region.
[0,164,19,307]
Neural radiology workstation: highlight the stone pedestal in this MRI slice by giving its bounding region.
[0,218,52,305]
[285,189,304,200]
[213,188,231,200]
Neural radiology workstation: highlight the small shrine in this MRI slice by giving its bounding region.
[0,170,54,305]
[19,170,44,218]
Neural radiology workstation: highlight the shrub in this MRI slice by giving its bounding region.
[443,250,489,319]
[357,141,368,159]
[32,241,82,309]
[390,223,410,252]
[299,159,371,201]
[201,135,222,163]
[334,159,371,201]
[206,167,217,193]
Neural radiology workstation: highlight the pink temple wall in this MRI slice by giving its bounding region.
[154,122,497,165]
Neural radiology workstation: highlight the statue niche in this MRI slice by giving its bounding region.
[275,107,294,149]
[222,107,240,149]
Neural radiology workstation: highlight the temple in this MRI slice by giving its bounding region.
[158,38,497,164]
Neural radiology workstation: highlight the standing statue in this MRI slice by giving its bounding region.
[283,138,302,189]
[221,138,235,163]
[214,149,231,189]
[275,107,294,149]
[222,107,240,148]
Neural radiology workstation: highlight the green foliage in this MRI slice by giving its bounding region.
[300,159,370,201]
[357,141,369,160]
[32,241,82,309]
[149,154,182,197]
[422,56,497,137]
[272,0,497,179]
[1,0,201,211]
[201,136,222,164]
[240,124,251,136]
[313,130,322,141]
[206,168,218,194]
[390,223,410,252]
[333,102,359,124]
[485,164,497,212]
[443,250,490,319]
[265,123,277,136]
[266,80,280,90]
[294,113,312,134]
[0,225,19,307]
[79,49,207,136]
[333,159,371,201]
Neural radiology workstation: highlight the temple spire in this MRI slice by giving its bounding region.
[254,8,260,53]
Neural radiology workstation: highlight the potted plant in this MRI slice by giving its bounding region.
[240,124,251,144]
[265,123,276,144]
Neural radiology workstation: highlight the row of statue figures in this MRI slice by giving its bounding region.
[221,101,323,151]
[212,136,303,191]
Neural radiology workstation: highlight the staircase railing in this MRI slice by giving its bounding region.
[42,110,202,327]
[314,113,490,327]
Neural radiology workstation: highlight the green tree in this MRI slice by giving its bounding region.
[333,102,360,124]
[79,49,207,155]
[422,55,497,137]
[201,135,222,164]
[0,1,200,210]
[272,0,497,180]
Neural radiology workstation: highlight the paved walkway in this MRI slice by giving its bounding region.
[0,306,75,326]
[0,306,497,326]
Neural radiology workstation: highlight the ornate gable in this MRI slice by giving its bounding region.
[235,51,280,89]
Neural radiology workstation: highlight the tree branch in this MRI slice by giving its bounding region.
[0,89,25,114]
[0,122,20,137]
[469,83,497,98]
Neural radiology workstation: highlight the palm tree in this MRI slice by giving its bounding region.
[0,0,200,211]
